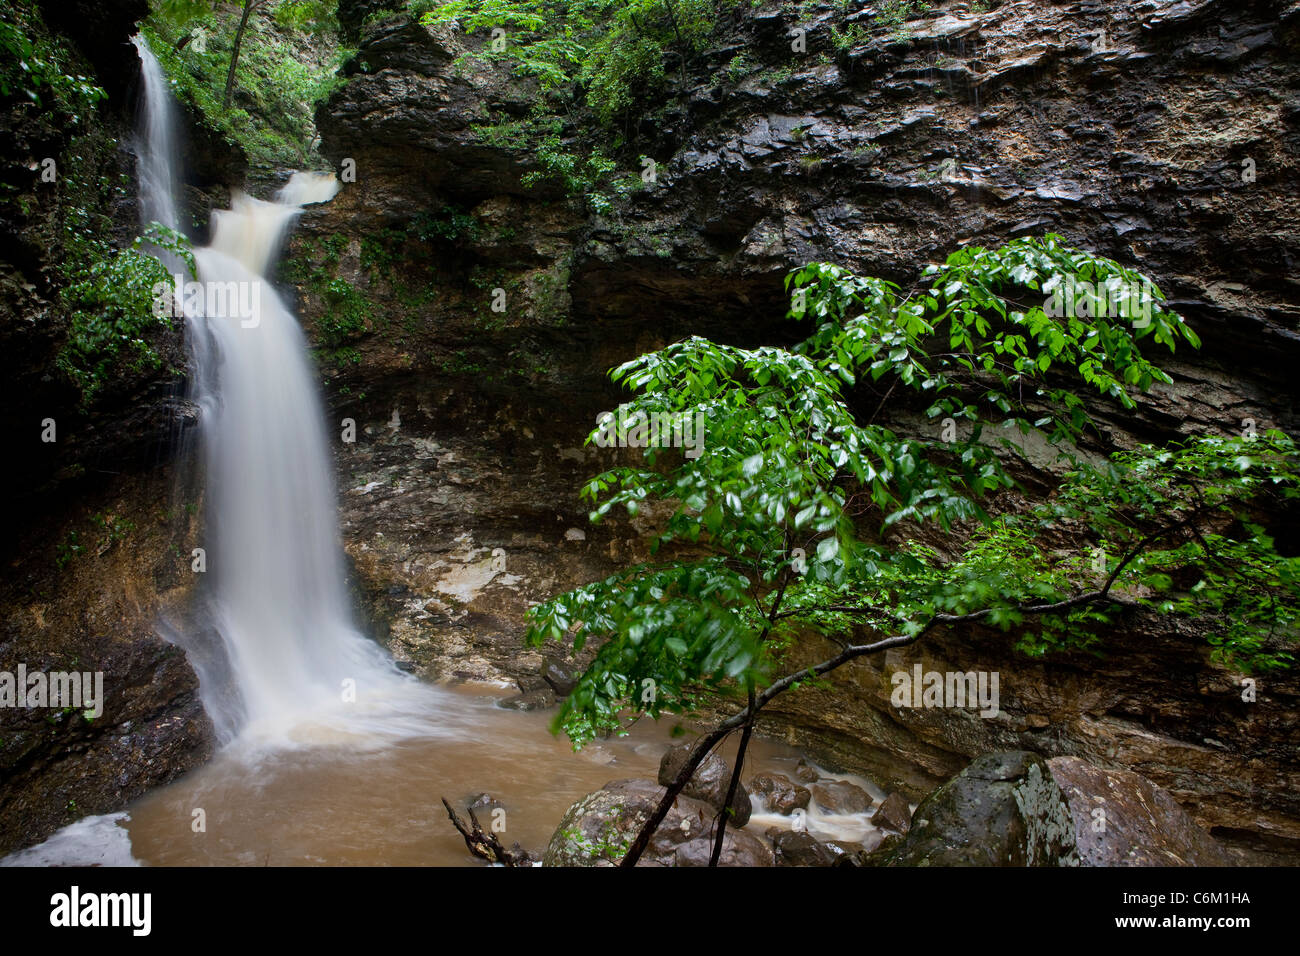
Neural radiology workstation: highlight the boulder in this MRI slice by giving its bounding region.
[544,779,772,867]
[498,687,555,711]
[1047,756,1236,866]
[845,832,906,866]
[810,780,874,815]
[880,751,1079,866]
[658,742,751,826]
[768,829,839,866]
[749,773,811,815]
[871,792,912,834]
[824,839,867,860]
[541,657,578,697]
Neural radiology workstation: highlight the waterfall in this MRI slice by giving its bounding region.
[130,36,181,248]
[133,37,444,749]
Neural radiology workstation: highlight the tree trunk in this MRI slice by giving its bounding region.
[222,0,258,108]
[661,0,689,86]
[709,683,755,866]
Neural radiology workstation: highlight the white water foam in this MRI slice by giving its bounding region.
[1,813,139,867]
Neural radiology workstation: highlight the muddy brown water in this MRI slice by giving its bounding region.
[113,684,884,866]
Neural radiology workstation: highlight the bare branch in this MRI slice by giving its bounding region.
[441,797,532,867]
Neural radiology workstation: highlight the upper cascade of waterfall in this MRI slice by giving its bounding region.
[131,36,183,270]
[204,172,340,278]
[277,170,341,207]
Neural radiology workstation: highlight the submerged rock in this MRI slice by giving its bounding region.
[824,839,868,860]
[1047,756,1236,866]
[810,780,874,815]
[467,792,503,811]
[658,742,751,826]
[793,760,820,784]
[749,773,811,815]
[879,751,1079,867]
[850,832,906,867]
[498,687,556,711]
[544,779,771,867]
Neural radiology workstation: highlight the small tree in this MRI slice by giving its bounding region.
[418,2,735,209]
[155,0,334,106]
[222,0,264,106]
[526,235,1299,866]
[424,0,728,116]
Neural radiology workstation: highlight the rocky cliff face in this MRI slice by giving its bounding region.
[0,0,181,514]
[0,461,214,854]
[0,0,215,854]
[296,0,1300,857]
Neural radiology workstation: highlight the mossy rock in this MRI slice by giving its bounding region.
[878,751,1079,867]
[544,778,771,867]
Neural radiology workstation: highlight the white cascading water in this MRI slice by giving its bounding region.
[131,36,181,244]
[133,36,450,750]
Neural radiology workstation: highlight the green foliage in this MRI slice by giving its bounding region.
[423,1,733,205]
[56,512,138,570]
[271,0,339,31]
[0,3,106,118]
[829,22,866,51]
[435,350,488,375]
[280,233,372,356]
[790,234,1199,461]
[154,0,220,24]
[1036,432,1300,670]
[785,431,1300,673]
[318,276,371,346]
[282,231,349,288]
[57,223,193,405]
[55,530,84,571]
[468,108,635,211]
[824,0,931,48]
[412,205,483,243]
[875,0,930,28]
[526,236,1296,748]
[141,4,346,170]
[558,809,634,862]
[285,221,453,363]
[427,0,728,121]
[0,5,185,406]
[724,51,755,81]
